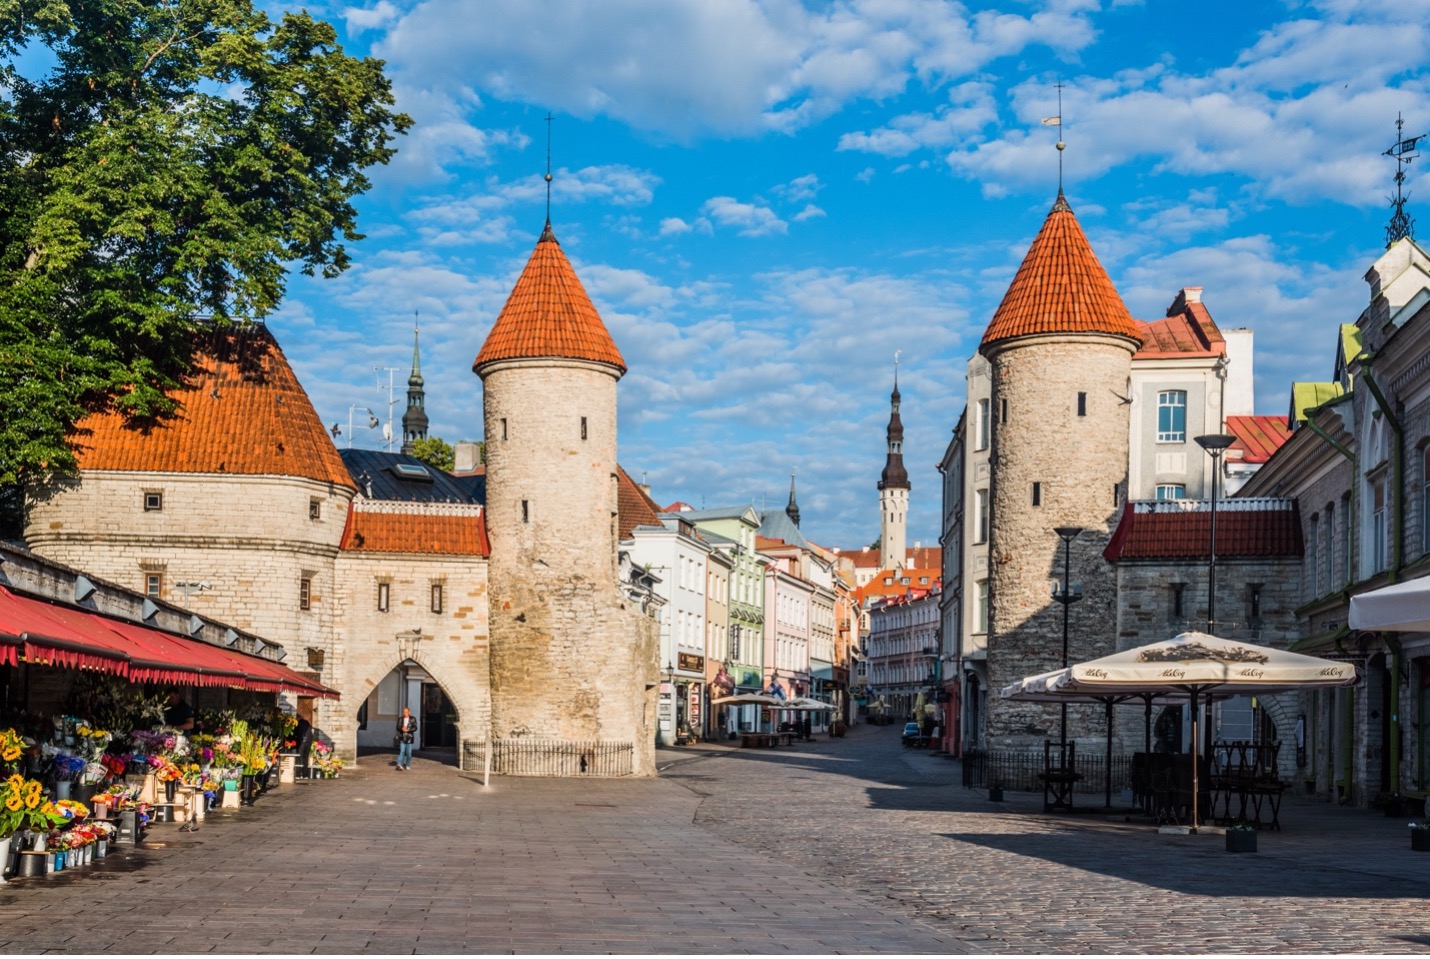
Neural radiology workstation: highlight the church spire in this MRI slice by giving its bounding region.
[401,322,429,454]
[785,471,801,528]
[878,354,910,571]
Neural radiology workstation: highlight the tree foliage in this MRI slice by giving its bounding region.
[408,436,454,473]
[0,0,410,491]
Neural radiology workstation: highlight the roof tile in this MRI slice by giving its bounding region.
[340,509,490,556]
[1103,499,1302,561]
[73,326,353,489]
[1226,415,1292,464]
[473,222,626,373]
[616,466,663,540]
[981,194,1142,349]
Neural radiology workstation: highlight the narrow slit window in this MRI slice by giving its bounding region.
[300,577,312,611]
[580,416,588,440]
[501,418,508,440]
[377,582,389,612]
[1032,482,1041,507]
[522,500,529,523]
[1000,398,1008,424]
[431,583,443,614]
[1077,392,1087,416]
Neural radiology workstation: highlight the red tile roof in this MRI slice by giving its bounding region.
[473,222,626,374]
[1227,415,1292,464]
[833,545,940,570]
[854,568,942,604]
[72,325,354,489]
[339,506,490,556]
[981,193,1142,349]
[1135,289,1226,359]
[1103,499,1302,561]
[616,466,663,540]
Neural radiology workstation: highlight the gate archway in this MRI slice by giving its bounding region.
[355,657,466,764]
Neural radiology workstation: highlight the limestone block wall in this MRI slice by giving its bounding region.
[26,469,350,652]
[481,357,658,774]
[983,334,1135,747]
[331,549,490,761]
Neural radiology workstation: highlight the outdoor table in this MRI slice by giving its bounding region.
[1210,741,1284,830]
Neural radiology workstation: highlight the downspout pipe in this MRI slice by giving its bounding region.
[1359,361,1404,795]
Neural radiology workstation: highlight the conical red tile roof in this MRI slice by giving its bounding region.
[980,193,1142,349]
[72,325,354,489]
[473,222,626,374]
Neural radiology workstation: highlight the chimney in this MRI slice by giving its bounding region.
[453,441,483,473]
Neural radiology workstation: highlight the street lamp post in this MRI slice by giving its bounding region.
[1194,434,1237,634]
[1052,527,1084,749]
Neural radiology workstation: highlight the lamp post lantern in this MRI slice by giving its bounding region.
[1194,434,1237,634]
[1052,526,1084,748]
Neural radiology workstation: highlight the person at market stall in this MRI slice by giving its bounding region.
[163,690,195,731]
[396,707,417,771]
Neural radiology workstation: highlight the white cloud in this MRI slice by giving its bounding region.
[793,204,827,222]
[702,196,788,236]
[344,1,401,33]
[659,217,693,236]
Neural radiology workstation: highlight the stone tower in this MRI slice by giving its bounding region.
[878,373,910,569]
[473,220,659,776]
[401,325,428,454]
[980,192,1142,747]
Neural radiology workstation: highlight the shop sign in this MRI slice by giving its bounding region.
[678,652,704,673]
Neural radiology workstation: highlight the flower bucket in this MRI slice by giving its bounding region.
[95,840,107,860]
[0,836,10,884]
[50,851,61,873]
[55,780,72,801]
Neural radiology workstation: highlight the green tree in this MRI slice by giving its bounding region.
[408,436,455,473]
[0,0,410,496]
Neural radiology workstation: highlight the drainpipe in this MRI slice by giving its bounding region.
[1359,363,1404,793]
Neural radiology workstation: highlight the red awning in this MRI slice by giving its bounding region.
[0,587,337,699]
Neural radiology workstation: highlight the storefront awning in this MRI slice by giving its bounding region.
[0,586,337,698]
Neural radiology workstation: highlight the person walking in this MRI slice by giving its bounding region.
[396,707,417,771]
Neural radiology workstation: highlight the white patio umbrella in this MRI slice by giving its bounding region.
[783,697,835,711]
[711,692,786,733]
[1349,576,1430,632]
[1028,632,1359,829]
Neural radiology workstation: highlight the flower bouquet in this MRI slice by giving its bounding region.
[313,754,344,778]
[0,774,69,839]
[48,750,87,784]
[0,728,29,768]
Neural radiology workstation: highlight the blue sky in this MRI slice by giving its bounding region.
[269,0,1430,550]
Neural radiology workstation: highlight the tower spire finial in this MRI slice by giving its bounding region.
[1040,82,1067,194]
[1384,112,1424,247]
[412,310,421,377]
[544,112,555,225]
[786,469,800,528]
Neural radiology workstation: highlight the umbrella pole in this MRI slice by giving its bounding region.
[1104,699,1114,808]
[1143,695,1152,755]
[1190,688,1200,835]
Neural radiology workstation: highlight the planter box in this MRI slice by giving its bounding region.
[1226,829,1258,853]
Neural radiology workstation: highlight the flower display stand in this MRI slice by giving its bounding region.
[221,783,240,809]
[278,754,296,785]
[1412,830,1430,852]
[137,772,158,805]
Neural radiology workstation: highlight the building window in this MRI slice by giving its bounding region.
[1032,482,1041,507]
[377,581,389,613]
[1340,492,1352,586]
[975,489,989,544]
[1000,398,1008,424]
[522,500,529,523]
[976,399,990,451]
[501,418,508,440]
[1423,447,1430,556]
[145,574,162,599]
[300,577,312,611]
[975,580,988,633]
[1324,501,1335,588]
[1157,391,1187,443]
[309,498,322,521]
[731,624,741,660]
[1077,392,1087,417]
[1248,583,1264,624]
[143,491,163,512]
[1171,582,1185,619]
[1156,484,1186,501]
[431,583,443,614]
[1372,479,1388,574]
[1308,515,1320,597]
[580,416,588,440]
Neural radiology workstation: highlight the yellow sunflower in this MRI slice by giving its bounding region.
[7,774,22,793]
[4,794,20,812]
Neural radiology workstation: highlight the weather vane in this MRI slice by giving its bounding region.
[1384,113,1424,247]
[1041,82,1066,191]
[544,112,555,222]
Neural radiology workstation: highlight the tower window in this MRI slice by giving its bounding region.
[1077,392,1087,416]
[144,491,163,512]
[501,418,508,441]
[377,581,389,613]
[1000,399,1008,424]
[299,577,312,611]
[581,416,588,440]
[976,399,990,450]
[1113,483,1121,506]
[309,498,322,520]
[431,583,444,614]
[145,573,162,599]
[522,500,529,523]
[1032,482,1041,507]
[1171,583,1185,618]
[1248,583,1264,623]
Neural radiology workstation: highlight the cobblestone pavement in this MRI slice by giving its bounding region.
[0,726,1424,954]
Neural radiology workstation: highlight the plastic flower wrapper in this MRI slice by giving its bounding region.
[100,754,127,779]
[53,799,89,821]
[51,752,87,782]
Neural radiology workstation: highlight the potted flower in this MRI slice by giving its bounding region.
[1226,820,1258,853]
[1410,820,1430,852]
[1372,791,1406,817]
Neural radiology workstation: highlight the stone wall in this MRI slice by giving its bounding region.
[481,358,658,775]
[983,334,1135,746]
